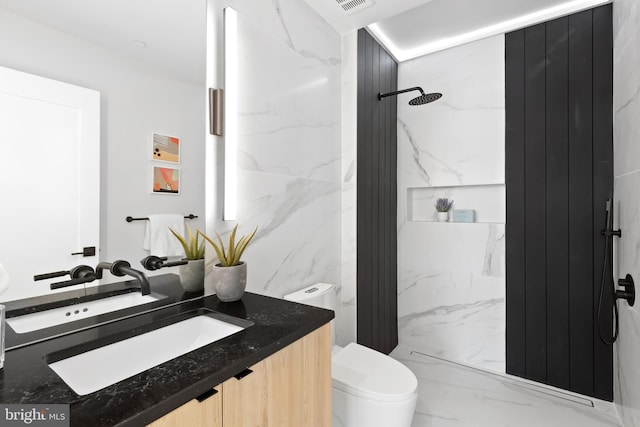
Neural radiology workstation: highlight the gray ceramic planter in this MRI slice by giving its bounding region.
[178,259,205,292]
[211,262,247,302]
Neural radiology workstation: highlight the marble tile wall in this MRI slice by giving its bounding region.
[205,1,349,342]
[397,35,505,189]
[613,0,640,424]
[397,34,506,372]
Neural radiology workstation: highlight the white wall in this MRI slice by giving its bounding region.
[0,7,206,300]
[205,1,348,343]
[397,35,506,372]
[613,0,640,423]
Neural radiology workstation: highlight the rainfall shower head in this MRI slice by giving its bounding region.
[378,86,442,106]
[409,92,442,105]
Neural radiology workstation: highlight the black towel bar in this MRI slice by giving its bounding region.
[126,214,198,222]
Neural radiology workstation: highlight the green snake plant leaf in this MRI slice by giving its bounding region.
[231,226,257,266]
[169,227,189,257]
[169,224,205,260]
[187,225,196,258]
[215,232,229,265]
[231,236,248,266]
[199,225,258,267]
[196,236,206,259]
[199,231,227,265]
[228,224,238,266]
[192,229,205,259]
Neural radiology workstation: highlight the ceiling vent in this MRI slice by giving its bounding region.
[335,0,374,15]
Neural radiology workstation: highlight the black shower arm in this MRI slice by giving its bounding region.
[378,87,425,100]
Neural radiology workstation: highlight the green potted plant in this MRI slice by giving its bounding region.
[169,224,206,292]
[435,198,454,222]
[199,224,257,302]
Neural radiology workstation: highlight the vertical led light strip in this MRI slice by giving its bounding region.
[224,7,238,220]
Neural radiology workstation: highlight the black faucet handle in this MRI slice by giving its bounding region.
[35,265,96,282]
[140,256,186,270]
[162,259,189,268]
[49,266,97,290]
[141,255,165,271]
[69,265,96,280]
[50,276,93,290]
[616,274,636,307]
[601,229,622,237]
[34,270,71,281]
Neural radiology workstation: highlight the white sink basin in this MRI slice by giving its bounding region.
[48,313,248,395]
[7,292,163,333]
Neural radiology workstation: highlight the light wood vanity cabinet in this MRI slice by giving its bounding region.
[148,324,331,427]
[147,391,222,427]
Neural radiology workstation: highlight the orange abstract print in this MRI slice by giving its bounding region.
[152,166,179,194]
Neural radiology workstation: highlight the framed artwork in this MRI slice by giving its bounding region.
[151,132,180,163]
[151,166,180,195]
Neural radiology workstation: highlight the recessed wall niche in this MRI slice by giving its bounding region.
[407,184,505,223]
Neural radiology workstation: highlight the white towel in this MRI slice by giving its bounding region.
[142,214,186,257]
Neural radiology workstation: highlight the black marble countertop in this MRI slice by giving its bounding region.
[0,274,334,426]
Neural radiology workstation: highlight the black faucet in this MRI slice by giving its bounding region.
[35,265,97,290]
[96,260,151,296]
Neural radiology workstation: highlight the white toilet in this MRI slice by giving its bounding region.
[284,283,418,427]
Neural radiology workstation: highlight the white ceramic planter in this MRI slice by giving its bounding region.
[178,259,205,292]
[437,211,449,222]
[210,262,247,302]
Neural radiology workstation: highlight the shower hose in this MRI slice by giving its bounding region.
[597,200,619,345]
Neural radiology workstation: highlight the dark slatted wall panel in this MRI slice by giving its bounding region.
[356,29,398,354]
[505,5,613,401]
[505,29,527,378]
[567,9,595,397]
[524,23,547,383]
[592,5,614,399]
[545,16,571,390]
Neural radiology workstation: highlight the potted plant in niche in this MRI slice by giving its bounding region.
[435,198,454,222]
[199,224,258,302]
[169,224,205,292]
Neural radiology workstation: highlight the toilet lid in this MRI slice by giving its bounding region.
[332,343,418,402]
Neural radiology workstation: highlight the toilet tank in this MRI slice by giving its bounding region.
[284,283,337,345]
[284,283,337,311]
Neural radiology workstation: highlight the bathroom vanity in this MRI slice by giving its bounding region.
[149,325,330,427]
[0,275,333,426]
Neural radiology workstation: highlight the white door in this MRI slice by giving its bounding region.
[0,65,100,302]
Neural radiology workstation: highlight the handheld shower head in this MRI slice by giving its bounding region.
[378,86,442,106]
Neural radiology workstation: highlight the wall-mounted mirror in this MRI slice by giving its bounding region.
[0,0,207,302]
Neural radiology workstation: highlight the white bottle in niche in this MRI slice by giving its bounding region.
[437,212,449,222]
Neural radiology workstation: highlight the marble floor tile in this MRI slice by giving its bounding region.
[390,345,622,427]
